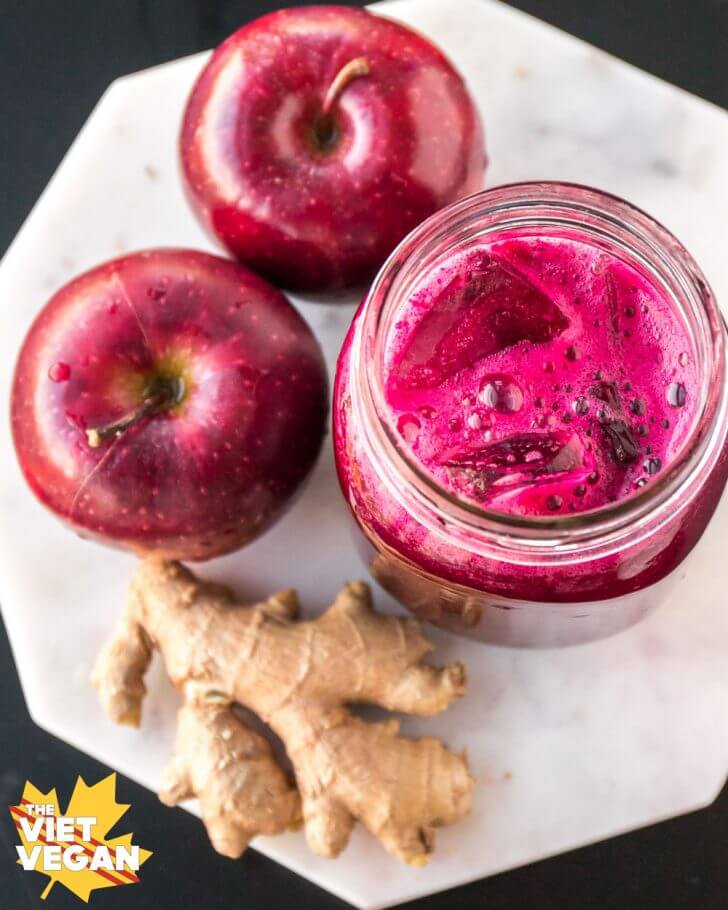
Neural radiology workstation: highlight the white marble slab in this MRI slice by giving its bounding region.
[0,1,727,907]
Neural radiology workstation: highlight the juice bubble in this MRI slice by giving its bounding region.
[478,375,524,412]
[397,414,421,444]
[644,456,662,475]
[666,382,687,408]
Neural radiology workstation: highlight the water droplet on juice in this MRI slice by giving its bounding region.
[467,413,482,430]
[644,456,662,475]
[48,362,71,382]
[546,494,563,511]
[573,396,589,415]
[397,414,421,444]
[419,404,437,419]
[666,382,687,408]
[448,417,462,432]
[478,376,524,413]
[635,477,648,489]
[678,351,689,367]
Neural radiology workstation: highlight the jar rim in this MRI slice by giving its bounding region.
[353,181,728,549]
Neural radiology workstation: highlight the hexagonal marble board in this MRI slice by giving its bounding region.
[1,0,727,907]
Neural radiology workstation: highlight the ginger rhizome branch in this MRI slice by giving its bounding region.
[92,560,473,864]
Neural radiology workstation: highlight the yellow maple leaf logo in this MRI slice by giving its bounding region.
[8,773,152,902]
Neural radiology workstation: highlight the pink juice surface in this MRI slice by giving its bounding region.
[384,236,698,517]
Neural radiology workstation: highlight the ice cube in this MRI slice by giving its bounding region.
[390,254,569,390]
[443,431,591,499]
[590,380,640,467]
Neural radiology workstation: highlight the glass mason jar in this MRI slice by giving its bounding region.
[333,183,728,647]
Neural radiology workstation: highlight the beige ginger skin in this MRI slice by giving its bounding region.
[92,560,474,864]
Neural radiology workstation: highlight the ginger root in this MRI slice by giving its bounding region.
[92,560,473,864]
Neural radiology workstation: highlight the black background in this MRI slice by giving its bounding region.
[1,2,726,908]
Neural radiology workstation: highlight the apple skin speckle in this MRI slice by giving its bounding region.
[11,249,328,561]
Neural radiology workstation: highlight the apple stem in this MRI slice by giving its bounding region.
[321,57,370,118]
[85,380,181,448]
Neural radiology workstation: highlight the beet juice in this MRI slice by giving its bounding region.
[383,237,697,518]
[334,184,728,646]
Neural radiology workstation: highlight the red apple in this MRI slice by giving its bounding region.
[180,5,486,292]
[11,249,328,560]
